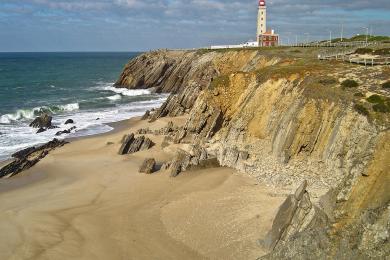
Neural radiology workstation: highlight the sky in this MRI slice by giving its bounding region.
[0,0,389,52]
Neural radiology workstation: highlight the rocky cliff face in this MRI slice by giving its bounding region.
[116,49,390,258]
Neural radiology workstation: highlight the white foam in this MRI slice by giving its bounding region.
[106,94,122,101]
[100,85,151,96]
[58,103,79,112]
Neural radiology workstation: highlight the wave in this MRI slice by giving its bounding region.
[0,103,80,124]
[106,94,122,101]
[99,85,151,96]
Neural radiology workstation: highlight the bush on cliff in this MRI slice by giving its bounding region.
[382,81,390,89]
[373,103,390,113]
[366,94,383,104]
[354,104,369,116]
[341,79,359,89]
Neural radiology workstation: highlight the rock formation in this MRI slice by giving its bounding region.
[118,134,154,155]
[29,113,52,128]
[0,139,67,178]
[139,158,156,174]
[115,48,390,258]
[55,126,76,136]
[64,119,74,124]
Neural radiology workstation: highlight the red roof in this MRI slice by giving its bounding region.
[259,0,266,7]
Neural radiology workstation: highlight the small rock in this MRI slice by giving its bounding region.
[64,119,74,124]
[139,158,156,174]
[36,128,47,134]
[55,126,76,136]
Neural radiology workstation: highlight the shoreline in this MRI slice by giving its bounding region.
[0,115,145,165]
[0,114,285,259]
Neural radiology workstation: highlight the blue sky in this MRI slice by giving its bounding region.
[0,0,389,52]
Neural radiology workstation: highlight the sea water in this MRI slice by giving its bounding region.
[0,52,167,161]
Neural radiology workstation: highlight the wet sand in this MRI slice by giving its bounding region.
[0,116,286,260]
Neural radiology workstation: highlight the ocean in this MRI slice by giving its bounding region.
[0,52,167,161]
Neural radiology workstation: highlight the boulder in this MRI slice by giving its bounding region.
[118,134,154,155]
[139,158,156,174]
[64,119,74,124]
[118,134,135,155]
[36,128,47,134]
[29,113,52,128]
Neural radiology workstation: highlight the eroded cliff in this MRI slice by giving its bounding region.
[116,48,390,258]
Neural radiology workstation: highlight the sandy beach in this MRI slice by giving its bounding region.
[0,116,286,260]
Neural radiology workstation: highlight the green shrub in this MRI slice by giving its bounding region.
[382,81,390,89]
[366,94,383,103]
[341,79,359,89]
[354,92,364,97]
[354,104,369,116]
[354,48,373,54]
[373,48,390,55]
[319,78,337,85]
[373,103,390,113]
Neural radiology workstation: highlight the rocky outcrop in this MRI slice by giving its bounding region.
[118,134,154,155]
[64,119,74,124]
[29,113,52,128]
[163,145,215,177]
[139,158,156,174]
[262,181,319,250]
[0,139,67,178]
[116,49,390,258]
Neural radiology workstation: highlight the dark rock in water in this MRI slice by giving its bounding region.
[55,126,76,136]
[48,125,59,129]
[29,113,52,128]
[64,119,74,124]
[139,158,156,174]
[118,134,154,155]
[36,128,47,134]
[96,118,100,120]
[1,139,67,178]
[141,110,150,120]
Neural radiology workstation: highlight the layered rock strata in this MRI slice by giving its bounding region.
[118,134,154,155]
[117,49,390,258]
[0,139,67,178]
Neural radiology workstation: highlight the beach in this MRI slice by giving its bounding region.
[0,115,286,260]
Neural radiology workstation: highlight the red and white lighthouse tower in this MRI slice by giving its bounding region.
[257,0,267,36]
[257,0,279,47]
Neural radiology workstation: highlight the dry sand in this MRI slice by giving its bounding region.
[0,116,286,260]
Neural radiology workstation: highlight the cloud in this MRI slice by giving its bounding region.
[0,0,389,51]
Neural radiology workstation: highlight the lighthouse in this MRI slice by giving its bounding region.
[257,0,267,36]
[257,0,279,47]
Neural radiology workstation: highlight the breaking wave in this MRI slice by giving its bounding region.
[0,103,80,124]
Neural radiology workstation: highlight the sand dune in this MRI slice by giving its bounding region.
[0,117,285,260]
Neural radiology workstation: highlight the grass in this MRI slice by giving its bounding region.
[341,79,359,89]
[209,75,230,90]
[373,103,390,113]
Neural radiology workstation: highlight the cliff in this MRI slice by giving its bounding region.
[116,48,390,258]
